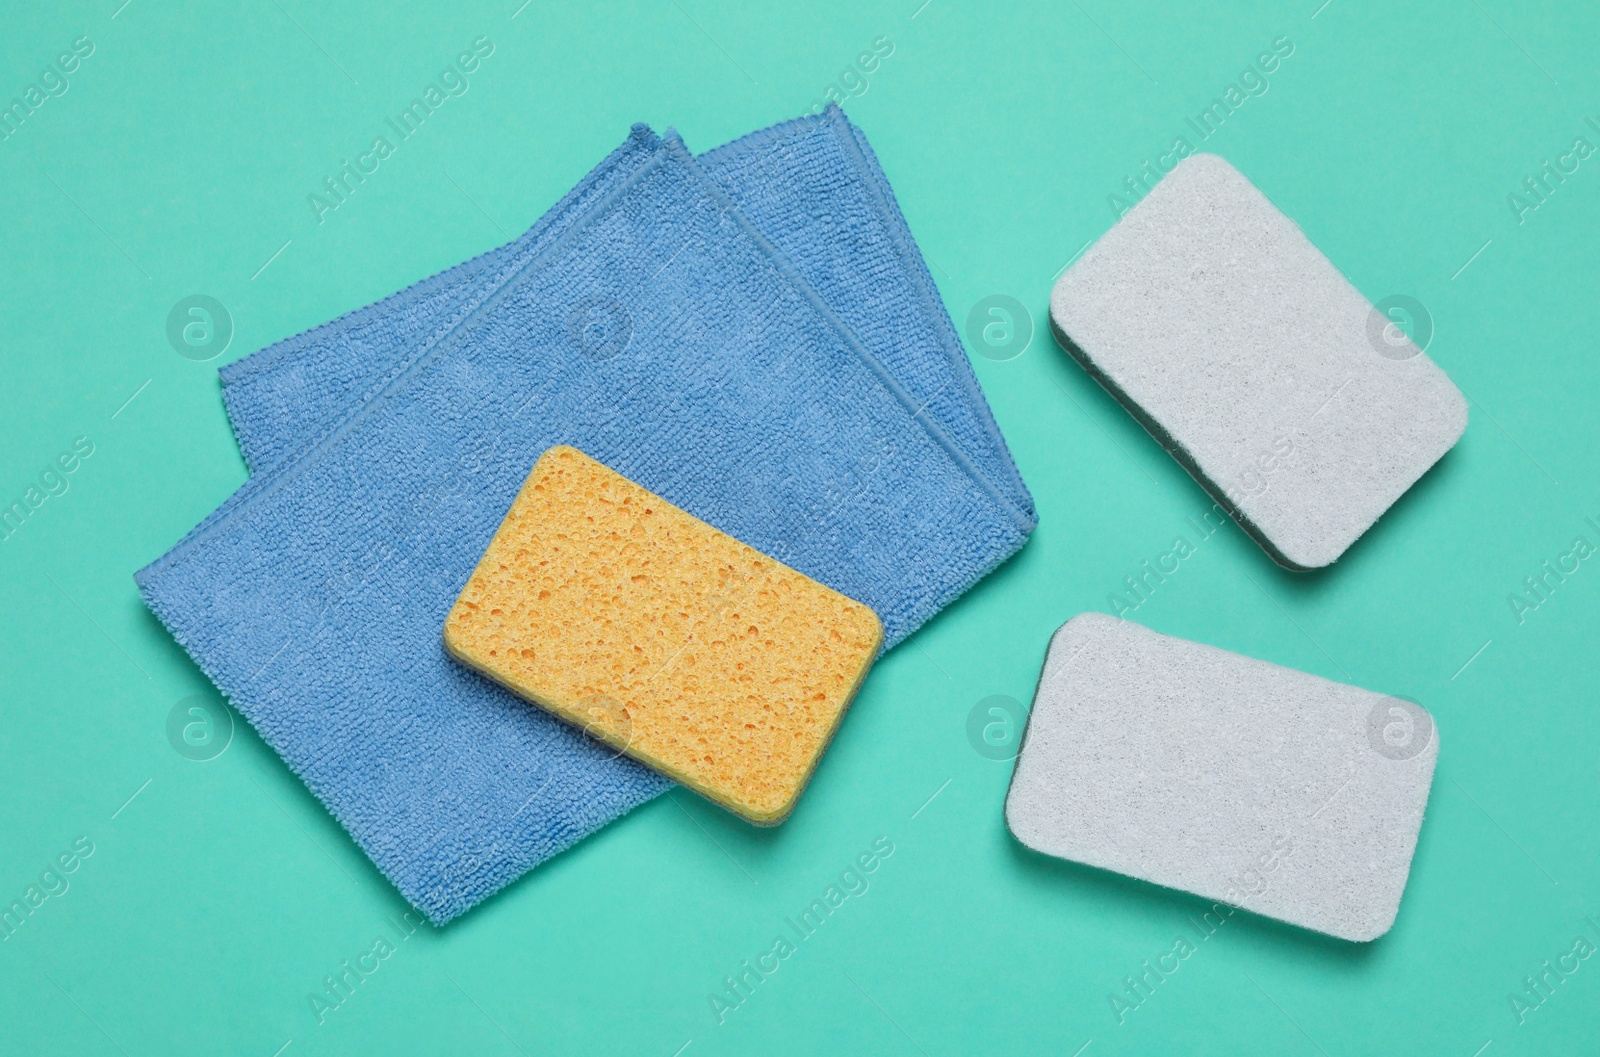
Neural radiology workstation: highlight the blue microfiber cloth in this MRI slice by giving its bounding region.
[138,123,1035,923]
[219,107,1032,521]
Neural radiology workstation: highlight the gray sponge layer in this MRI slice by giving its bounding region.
[1005,613,1438,942]
[1050,154,1467,569]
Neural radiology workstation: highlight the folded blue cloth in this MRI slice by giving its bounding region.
[138,122,1034,924]
[220,107,1033,521]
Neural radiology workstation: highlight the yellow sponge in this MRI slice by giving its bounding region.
[443,446,883,824]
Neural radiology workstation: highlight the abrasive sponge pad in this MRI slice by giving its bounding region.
[1050,153,1467,569]
[1005,613,1438,941]
[444,447,883,825]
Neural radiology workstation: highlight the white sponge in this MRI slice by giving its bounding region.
[1005,613,1438,942]
[1050,154,1467,569]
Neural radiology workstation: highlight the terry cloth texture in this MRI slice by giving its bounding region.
[1005,613,1438,942]
[443,446,884,826]
[138,124,1035,924]
[219,106,1033,523]
[1049,153,1466,570]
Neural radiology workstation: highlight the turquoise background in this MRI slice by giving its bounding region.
[2,0,1597,1053]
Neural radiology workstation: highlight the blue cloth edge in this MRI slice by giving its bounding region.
[699,105,1036,519]
[143,131,667,582]
[217,122,659,391]
[663,133,1035,538]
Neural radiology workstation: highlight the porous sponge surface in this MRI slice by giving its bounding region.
[1050,153,1467,569]
[1005,613,1439,942]
[445,446,883,824]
